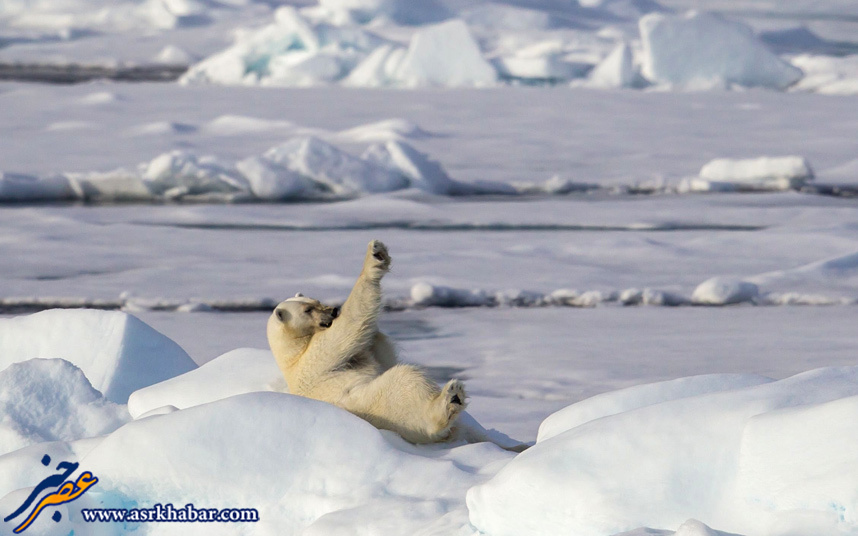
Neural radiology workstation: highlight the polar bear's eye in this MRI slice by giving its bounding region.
[304,306,313,314]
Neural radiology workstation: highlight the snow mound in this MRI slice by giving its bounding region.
[0,310,196,403]
[468,366,858,536]
[682,156,814,192]
[74,392,510,535]
[538,373,772,442]
[128,348,285,418]
[619,287,689,306]
[264,136,408,195]
[691,277,759,305]
[640,11,804,90]
[363,141,459,195]
[790,54,858,96]
[0,359,129,456]
[141,150,249,198]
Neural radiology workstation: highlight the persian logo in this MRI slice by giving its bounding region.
[4,455,97,533]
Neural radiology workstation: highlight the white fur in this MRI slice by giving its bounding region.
[267,240,467,444]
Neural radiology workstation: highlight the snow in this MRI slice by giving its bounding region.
[2,308,858,535]
[640,11,804,90]
[362,141,459,195]
[3,1,858,531]
[0,310,195,403]
[264,136,408,194]
[682,156,814,192]
[127,348,285,418]
[691,277,760,305]
[0,358,129,456]
[467,365,858,536]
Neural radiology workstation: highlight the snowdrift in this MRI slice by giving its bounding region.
[468,367,858,536]
[0,309,195,403]
[0,359,129,457]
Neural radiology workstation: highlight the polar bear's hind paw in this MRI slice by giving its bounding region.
[442,379,467,418]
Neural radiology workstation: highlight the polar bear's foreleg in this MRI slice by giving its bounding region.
[312,240,391,371]
[344,365,467,444]
[319,240,390,363]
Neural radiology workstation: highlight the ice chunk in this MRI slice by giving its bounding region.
[263,136,408,194]
[181,6,385,86]
[393,19,497,87]
[411,283,493,307]
[0,359,129,456]
[343,44,407,87]
[640,11,803,90]
[236,155,315,200]
[0,310,196,403]
[128,348,285,418]
[588,42,640,88]
[0,173,76,202]
[691,277,759,305]
[266,50,345,87]
[362,141,457,194]
[684,156,813,192]
[153,44,195,64]
[141,150,249,197]
[495,55,578,82]
[66,170,153,202]
[790,53,858,95]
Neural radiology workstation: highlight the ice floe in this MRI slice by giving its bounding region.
[1,309,858,535]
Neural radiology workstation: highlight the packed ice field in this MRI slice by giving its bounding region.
[2,0,858,535]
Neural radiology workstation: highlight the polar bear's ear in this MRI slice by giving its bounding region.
[275,308,289,322]
[294,293,304,298]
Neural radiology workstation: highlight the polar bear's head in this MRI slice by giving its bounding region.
[267,294,340,340]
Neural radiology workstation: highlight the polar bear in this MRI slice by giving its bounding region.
[267,240,467,444]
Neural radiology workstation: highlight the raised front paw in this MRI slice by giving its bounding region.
[365,240,391,277]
